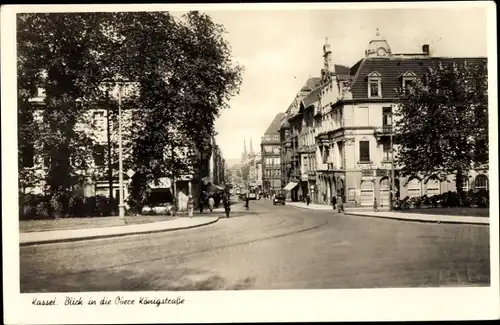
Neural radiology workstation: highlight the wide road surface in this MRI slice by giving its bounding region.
[20,197,490,292]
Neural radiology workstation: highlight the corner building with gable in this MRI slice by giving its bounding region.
[283,30,488,207]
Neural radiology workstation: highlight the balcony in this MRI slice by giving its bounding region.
[374,125,393,140]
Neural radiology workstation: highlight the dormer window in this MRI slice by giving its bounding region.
[367,71,382,98]
[399,70,417,91]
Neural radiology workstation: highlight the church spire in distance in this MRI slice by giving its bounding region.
[249,138,254,155]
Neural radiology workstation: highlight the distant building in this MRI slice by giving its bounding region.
[261,113,285,195]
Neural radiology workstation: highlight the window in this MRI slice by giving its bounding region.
[382,143,391,161]
[265,135,271,141]
[475,175,488,191]
[21,144,35,168]
[461,177,469,192]
[44,156,51,169]
[359,141,370,162]
[367,71,382,98]
[400,71,417,91]
[273,135,280,141]
[382,107,392,126]
[426,178,441,197]
[408,178,422,198]
[369,81,380,97]
[322,146,329,164]
[94,145,105,166]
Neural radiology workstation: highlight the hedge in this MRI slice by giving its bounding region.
[19,193,119,220]
[394,189,489,210]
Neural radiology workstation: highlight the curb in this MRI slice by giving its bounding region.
[344,212,489,226]
[20,217,220,247]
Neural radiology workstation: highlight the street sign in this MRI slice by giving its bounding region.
[126,169,135,178]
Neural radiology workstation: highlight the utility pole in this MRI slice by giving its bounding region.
[118,83,125,218]
[106,89,114,210]
[171,144,177,216]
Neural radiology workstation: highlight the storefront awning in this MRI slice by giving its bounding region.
[283,182,298,191]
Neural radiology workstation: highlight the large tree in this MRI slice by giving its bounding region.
[395,59,488,195]
[18,11,242,215]
[107,11,242,211]
[17,13,115,216]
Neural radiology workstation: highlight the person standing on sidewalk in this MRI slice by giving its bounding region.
[187,195,194,218]
[199,195,204,214]
[331,195,337,210]
[208,196,215,212]
[306,193,311,206]
[245,193,250,210]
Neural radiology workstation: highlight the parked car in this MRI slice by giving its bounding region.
[273,191,286,205]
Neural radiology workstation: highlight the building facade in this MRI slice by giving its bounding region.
[279,31,488,207]
[261,113,285,195]
[280,78,322,201]
[19,86,225,212]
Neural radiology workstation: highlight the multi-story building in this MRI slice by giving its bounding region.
[261,113,285,195]
[255,153,263,191]
[311,30,488,207]
[209,143,227,187]
[280,78,322,201]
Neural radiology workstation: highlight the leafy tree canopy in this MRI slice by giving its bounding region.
[395,59,488,192]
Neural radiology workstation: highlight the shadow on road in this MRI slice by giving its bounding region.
[21,267,257,292]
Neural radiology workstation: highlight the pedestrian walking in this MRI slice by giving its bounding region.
[223,194,231,218]
[331,195,337,210]
[306,193,311,206]
[187,195,194,218]
[337,196,344,213]
[373,198,378,212]
[208,196,215,212]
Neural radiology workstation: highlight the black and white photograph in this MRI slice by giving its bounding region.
[2,2,498,324]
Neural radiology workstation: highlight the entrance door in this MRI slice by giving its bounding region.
[360,181,374,206]
[380,178,390,207]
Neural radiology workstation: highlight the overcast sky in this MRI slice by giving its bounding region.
[203,7,488,163]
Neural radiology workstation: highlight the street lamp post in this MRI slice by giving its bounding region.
[117,83,125,218]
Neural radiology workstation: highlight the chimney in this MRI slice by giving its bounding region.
[422,44,430,55]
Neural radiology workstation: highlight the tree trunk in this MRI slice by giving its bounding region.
[455,170,465,206]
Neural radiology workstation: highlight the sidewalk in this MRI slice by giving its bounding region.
[20,216,220,246]
[287,201,489,225]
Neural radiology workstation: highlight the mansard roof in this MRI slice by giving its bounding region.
[348,56,487,99]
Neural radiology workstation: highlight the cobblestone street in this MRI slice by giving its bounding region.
[20,198,490,292]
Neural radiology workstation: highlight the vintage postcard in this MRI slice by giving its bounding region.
[2,2,498,324]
